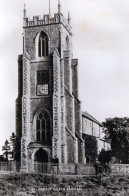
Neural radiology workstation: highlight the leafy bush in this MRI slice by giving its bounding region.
[82,134,97,163]
[98,149,112,164]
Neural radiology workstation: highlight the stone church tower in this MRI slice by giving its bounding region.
[16,3,85,172]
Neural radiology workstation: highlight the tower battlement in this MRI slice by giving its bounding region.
[23,13,71,32]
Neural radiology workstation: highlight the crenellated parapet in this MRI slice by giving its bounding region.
[23,13,71,32]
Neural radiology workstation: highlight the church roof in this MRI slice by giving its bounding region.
[82,111,103,127]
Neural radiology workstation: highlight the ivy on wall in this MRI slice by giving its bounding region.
[82,134,97,163]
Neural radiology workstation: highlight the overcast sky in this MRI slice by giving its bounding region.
[0,0,129,153]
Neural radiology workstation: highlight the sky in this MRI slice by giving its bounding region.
[0,0,129,153]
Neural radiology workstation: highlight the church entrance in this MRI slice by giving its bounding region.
[34,148,49,173]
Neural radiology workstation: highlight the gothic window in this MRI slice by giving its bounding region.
[37,70,49,95]
[38,32,48,57]
[36,111,51,142]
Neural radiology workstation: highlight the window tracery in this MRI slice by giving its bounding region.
[36,111,51,141]
[38,32,48,57]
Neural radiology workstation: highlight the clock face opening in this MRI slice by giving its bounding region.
[37,84,48,95]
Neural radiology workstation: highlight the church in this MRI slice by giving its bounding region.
[16,2,110,173]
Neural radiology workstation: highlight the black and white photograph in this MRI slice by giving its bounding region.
[0,0,129,195]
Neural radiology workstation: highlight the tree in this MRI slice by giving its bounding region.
[103,118,129,163]
[1,132,20,162]
[2,140,11,161]
[98,149,112,164]
[9,132,16,159]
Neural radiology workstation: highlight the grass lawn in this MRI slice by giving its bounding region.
[0,173,128,195]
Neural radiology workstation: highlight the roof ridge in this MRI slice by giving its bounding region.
[82,111,103,126]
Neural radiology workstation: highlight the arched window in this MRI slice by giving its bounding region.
[38,32,48,57]
[36,111,51,142]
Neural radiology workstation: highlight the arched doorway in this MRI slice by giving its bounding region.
[34,148,48,173]
[34,148,48,163]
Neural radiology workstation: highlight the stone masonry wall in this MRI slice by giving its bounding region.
[65,89,73,132]
[110,164,129,175]
[72,59,78,97]
[64,57,70,91]
[16,55,23,140]
[18,55,23,97]
[77,137,83,164]
[66,130,75,163]
[74,97,81,136]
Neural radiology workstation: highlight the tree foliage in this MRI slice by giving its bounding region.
[2,140,11,161]
[9,132,16,159]
[1,132,20,162]
[98,149,112,164]
[103,118,129,163]
[83,134,98,163]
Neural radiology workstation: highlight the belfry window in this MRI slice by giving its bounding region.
[37,70,49,95]
[36,111,51,142]
[38,32,48,57]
